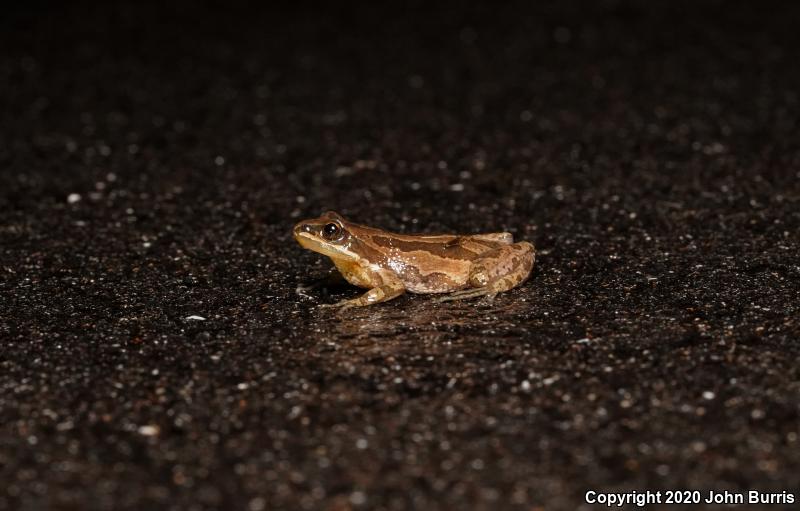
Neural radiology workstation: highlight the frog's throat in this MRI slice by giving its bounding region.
[295,232,358,262]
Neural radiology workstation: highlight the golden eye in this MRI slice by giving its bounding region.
[322,222,341,240]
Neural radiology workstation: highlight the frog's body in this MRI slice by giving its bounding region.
[293,211,535,309]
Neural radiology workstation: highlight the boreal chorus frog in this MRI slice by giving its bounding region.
[294,211,535,309]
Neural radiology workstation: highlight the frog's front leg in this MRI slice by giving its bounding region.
[320,271,406,310]
[437,242,535,302]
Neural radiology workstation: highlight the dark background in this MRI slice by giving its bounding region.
[1,1,799,510]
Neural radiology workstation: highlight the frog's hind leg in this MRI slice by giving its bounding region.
[436,242,535,303]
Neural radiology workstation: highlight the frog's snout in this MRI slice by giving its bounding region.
[293,222,311,237]
[294,222,326,254]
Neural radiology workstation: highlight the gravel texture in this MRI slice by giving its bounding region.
[2,2,799,510]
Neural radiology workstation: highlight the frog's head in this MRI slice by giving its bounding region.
[294,211,360,262]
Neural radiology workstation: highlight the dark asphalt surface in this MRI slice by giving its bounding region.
[2,2,800,510]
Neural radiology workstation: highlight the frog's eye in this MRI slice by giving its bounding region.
[322,222,343,241]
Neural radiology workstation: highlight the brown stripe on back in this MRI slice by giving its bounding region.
[372,235,488,260]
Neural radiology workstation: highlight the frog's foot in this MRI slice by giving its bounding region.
[435,286,497,303]
[318,299,355,311]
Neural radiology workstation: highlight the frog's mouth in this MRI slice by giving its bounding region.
[294,231,354,261]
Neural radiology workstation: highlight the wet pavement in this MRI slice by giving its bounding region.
[2,2,800,510]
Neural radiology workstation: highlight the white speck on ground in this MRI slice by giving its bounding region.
[137,425,160,436]
[349,491,367,506]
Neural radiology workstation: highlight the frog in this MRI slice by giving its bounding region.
[293,211,535,309]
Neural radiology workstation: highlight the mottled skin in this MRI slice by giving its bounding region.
[293,211,535,309]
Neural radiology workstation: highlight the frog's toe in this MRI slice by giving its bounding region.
[319,300,347,310]
[320,296,364,312]
[435,286,491,303]
[481,293,498,304]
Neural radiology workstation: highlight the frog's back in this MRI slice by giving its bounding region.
[360,229,514,294]
[365,230,513,259]
[469,232,513,244]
